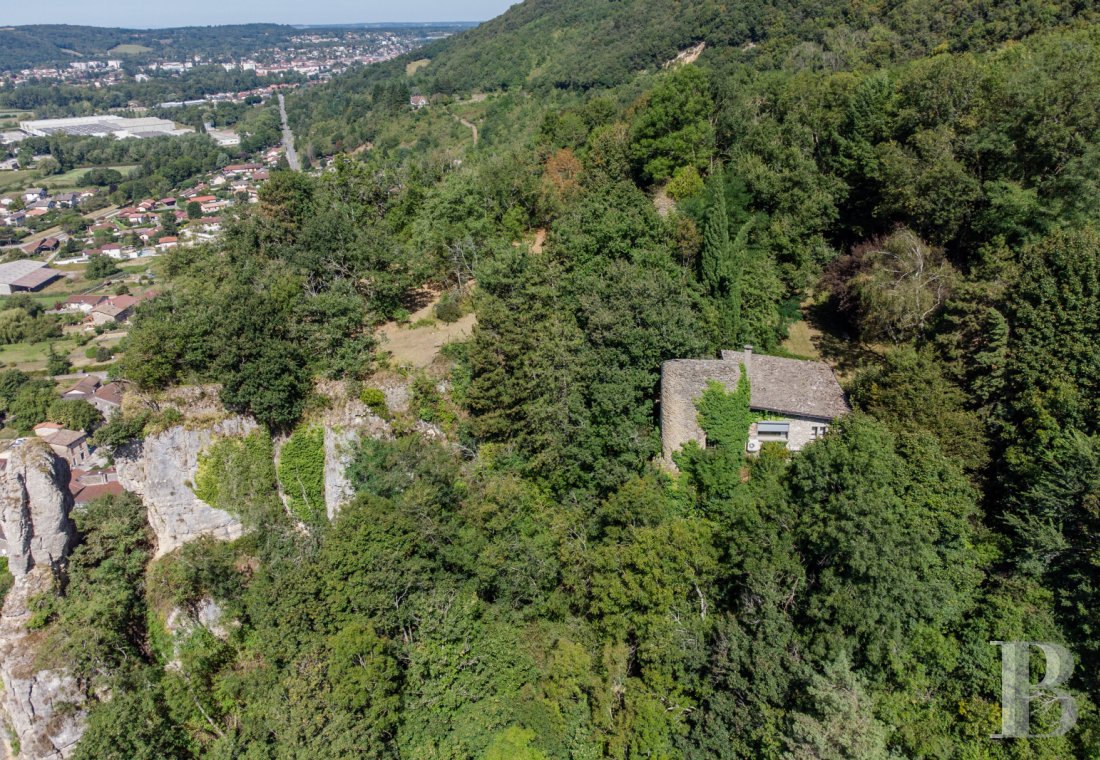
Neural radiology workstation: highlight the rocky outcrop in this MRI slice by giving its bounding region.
[323,427,358,521]
[0,442,74,579]
[0,569,85,760]
[0,444,84,760]
[115,417,257,558]
[313,381,393,520]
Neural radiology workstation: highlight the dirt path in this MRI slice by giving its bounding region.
[451,113,479,146]
[379,295,476,369]
[532,228,547,253]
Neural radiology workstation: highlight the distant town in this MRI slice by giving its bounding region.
[0,26,465,85]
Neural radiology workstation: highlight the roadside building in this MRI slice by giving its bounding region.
[0,259,64,295]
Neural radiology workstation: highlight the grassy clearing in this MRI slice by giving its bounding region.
[40,165,138,190]
[406,58,430,76]
[0,337,79,371]
[781,320,822,361]
[0,165,137,194]
[0,170,36,193]
[109,44,153,55]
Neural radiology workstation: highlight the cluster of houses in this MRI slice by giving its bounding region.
[58,291,154,327]
[0,374,126,505]
[1,187,93,229]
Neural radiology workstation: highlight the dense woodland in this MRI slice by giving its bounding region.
[0,67,302,118]
[0,25,321,72]
[16,0,1100,757]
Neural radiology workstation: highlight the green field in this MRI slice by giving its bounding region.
[0,337,79,371]
[0,110,32,129]
[0,170,35,193]
[109,44,153,55]
[0,165,138,194]
[40,165,139,190]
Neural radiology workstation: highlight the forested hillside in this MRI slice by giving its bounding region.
[15,0,1100,757]
[0,24,294,70]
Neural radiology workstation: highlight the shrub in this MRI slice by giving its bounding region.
[193,430,281,526]
[360,387,388,417]
[434,292,463,323]
[667,165,704,201]
[277,425,326,524]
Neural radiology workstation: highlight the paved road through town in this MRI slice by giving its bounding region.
[277,94,301,171]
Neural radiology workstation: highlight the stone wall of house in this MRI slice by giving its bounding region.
[748,416,830,453]
[660,359,743,469]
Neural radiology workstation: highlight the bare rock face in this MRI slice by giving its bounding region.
[0,569,86,760]
[0,444,84,760]
[114,417,257,558]
[323,427,359,521]
[313,385,392,520]
[0,442,75,579]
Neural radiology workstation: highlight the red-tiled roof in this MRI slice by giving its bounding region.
[108,295,138,310]
[62,375,101,398]
[73,481,125,504]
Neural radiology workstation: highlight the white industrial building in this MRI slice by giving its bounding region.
[18,116,194,140]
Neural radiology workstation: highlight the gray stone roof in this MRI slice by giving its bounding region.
[743,353,851,419]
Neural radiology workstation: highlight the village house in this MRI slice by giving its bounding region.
[661,346,850,468]
[61,294,107,313]
[156,236,179,251]
[22,237,59,255]
[90,294,138,326]
[60,375,101,401]
[200,199,231,214]
[410,95,429,109]
[22,188,47,204]
[69,467,124,505]
[91,381,124,418]
[223,162,262,176]
[33,424,91,467]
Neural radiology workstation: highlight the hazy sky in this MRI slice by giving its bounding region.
[2,0,515,28]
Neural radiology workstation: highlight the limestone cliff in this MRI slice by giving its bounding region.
[0,442,74,579]
[0,443,84,760]
[115,417,257,559]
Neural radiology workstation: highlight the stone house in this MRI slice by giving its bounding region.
[661,346,850,468]
[33,427,91,467]
[91,382,124,418]
[60,375,101,401]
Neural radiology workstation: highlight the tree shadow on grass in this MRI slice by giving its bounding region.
[806,299,884,380]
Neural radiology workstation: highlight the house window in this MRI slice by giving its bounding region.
[757,421,790,442]
[812,425,829,440]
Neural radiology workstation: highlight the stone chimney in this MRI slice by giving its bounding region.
[743,345,753,371]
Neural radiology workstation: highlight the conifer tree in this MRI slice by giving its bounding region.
[700,164,729,295]
[699,164,743,344]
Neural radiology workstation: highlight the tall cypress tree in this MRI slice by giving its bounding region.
[699,164,742,344]
[700,164,729,295]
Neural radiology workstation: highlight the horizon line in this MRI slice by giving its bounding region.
[0,20,486,30]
